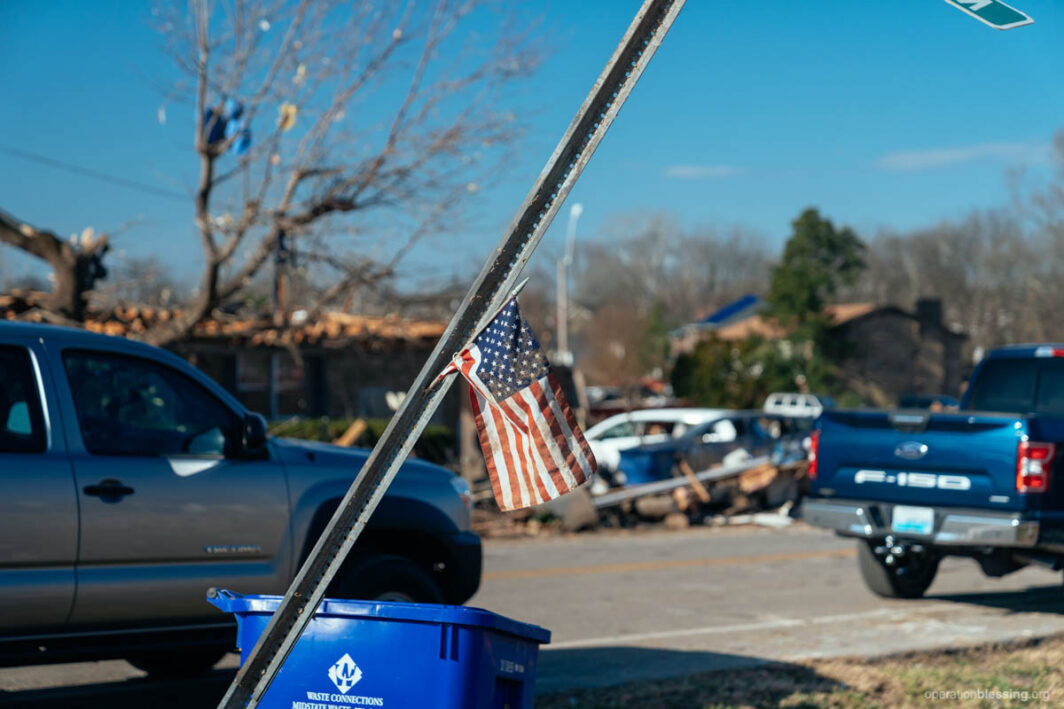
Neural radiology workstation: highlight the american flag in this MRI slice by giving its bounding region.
[440,298,596,511]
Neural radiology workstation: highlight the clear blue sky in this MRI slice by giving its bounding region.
[1,0,1062,287]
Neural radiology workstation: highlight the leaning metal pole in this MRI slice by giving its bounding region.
[217,1,686,706]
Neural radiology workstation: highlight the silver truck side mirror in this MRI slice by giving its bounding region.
[243,412,268,454]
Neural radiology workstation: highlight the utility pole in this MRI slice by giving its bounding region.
[273,229,289,326]
[555,202,583,366]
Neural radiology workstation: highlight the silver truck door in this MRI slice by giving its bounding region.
[0,341,78,629]
[52,346,291,626]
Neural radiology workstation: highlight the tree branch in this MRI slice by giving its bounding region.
[0,209,110,319]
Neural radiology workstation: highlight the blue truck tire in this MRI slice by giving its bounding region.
[856,539,939,599]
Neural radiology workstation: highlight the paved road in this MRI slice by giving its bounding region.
[5,523,1064,705]
[474,524,1064,692]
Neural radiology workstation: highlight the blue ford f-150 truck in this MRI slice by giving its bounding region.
[804,344,1064,598]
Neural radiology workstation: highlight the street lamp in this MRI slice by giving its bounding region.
[555,202,583,366]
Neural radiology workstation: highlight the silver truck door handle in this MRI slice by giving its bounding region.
[83,478,135,503]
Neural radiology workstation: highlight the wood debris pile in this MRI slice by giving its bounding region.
[472,459,810,538]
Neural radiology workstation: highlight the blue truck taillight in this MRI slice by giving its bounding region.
[1017,441,1056,493]
[808,429,820,480]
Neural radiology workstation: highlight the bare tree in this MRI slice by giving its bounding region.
[141,0,537,343]
[573,213,770,383]
[91,256,187,310]
[0,209,109,321]
[846,130,1064,356]
[578,213,769,321]
[853,209,1048,352]
[0,2,536,338]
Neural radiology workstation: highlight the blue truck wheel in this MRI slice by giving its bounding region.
[857,539,939,599]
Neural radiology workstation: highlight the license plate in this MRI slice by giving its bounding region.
[892,505,935,535]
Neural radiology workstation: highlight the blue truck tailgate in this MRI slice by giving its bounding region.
[814,409,1025,511]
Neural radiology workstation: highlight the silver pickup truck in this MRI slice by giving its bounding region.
[0,322,481,677]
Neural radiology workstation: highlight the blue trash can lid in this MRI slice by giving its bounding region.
[208,590,550,644]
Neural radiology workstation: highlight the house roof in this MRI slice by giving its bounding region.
[688,298,875,338]
[710,302,958,342]
[825,302,878,324]
[0,291,446,348]
[714,314,787,341]
[698,294,765,327]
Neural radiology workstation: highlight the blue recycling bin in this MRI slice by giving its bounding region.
[209,590,550,709]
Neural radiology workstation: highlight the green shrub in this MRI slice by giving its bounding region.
[269,417,456,467]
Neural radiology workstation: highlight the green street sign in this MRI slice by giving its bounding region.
[943,0,1034,30]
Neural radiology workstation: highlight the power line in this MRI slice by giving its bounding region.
[0,144,189,203]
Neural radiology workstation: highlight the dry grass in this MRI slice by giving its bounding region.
[537,634,1064,708]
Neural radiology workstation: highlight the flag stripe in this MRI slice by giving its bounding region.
[493,400,530,508]
[548,374,596,472]
[485,377,555,503]
[434,357,461,385]
[525,419,551,504]
[528,381,586,487]
[463,349,523,510]
[520,389,576,493]
[514,388,579,493]
[511,406,548,504]
[460,348,492,402]
[469,387,514,511]
[503,394,566,498]
[542,377,595,477]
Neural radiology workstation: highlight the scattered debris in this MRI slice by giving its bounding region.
[677,460,711,503]
[634,494,676,519]
[332,418,367,447]
[738,463,777,494]
[663,512,690,530]
[0,290,447,347]
[751,512,794,529]
[472,457,810,538]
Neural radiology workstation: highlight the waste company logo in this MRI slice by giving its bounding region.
[327,653,363,694]
[296,656,382,708]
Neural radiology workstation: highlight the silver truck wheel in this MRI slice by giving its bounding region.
[857,539,939,599]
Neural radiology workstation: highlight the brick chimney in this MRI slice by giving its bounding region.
[916,297,943,337]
